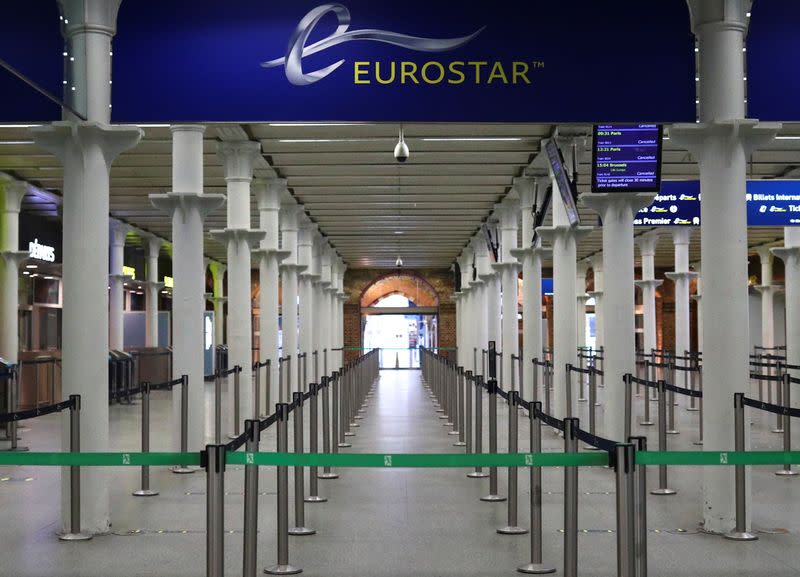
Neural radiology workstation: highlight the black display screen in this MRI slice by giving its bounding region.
[592,124,663,192]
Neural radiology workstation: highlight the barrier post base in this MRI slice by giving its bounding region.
[666,430,680,435]
[264,564,302,575]
[58,531,93,542]
[498,526,528,535]
[517,563,556,574]
[453,441,466,447]
[132,489,159,497]
[650,488,676,496]
[467,471,489,479]
[171,465,195,474]
[318,472,339,480]
[304,495,328,503]
[288,526,316,536]
[724,530,758,542]
[481,494,507,502]
[775,468,799,477]
[337,442,352,448]
[639,420,654,427]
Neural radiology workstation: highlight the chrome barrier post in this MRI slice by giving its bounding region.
[651,381,676,496]
[518,401,555,574]
[319,376,338,479]
[214,371,222,444]
[629,436,648,577]
[481,379,506,502]
[640,364,654,427]
[666,362,679,435]
[59,395,92,541]
[278,357,284,403]
[265,360,272,419]
[289,392,315,535]
[725,393,758,541]
[498,390,526,534]
[565,364,573,418]
[265,403,303,574]
[545,361,552,415]
[563,418,579,577]
[583,369,599,451]
[302,353,308,394]
[323,348,328,380]
[773,361,784,433]
[133,381,158,497]
[468,376,489,479]
[473,347,478,377]
[532,359,540,404]
[776,373,797,476]
[173,374,194,474]
[687,351,699,412]
[3,366,28,452]
[254,363,261,421]
[615,444,636,577]
[336,370,351,448]
[243,420,260,577]
[578,353,587,403]
[313,350,318,384]
[623,374,632,441]
[455,367,466,447]
[518,353,525,402]
[306,383,328,500]
[464,370,473,454]
[286,355,293,404]
[230,365,241,439]
[204,444,226,577]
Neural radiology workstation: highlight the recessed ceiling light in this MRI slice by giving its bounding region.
[421,137,523,142]
[277,138,373,143]
[25,264,37,269]
[268,122,373,127]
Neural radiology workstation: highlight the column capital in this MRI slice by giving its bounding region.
[254,178,286,211]
[279,202,303,230]
[150,192,226,220]
[59,0,123,38]
[217,140,261,182]
[31,122,142,167]
[109,219,130,246]
[0,179,28,213]
[0,251,29,267]
[754,284,782,295]
[771,246,800,266]
[665,271,699,283]
[142,234,164,258]
[635,230,661,257]
[686,0,750,35]
[252,248,291,263]
[209,228,266,249]
[671,227,692,246]
[513,175,537,209]
[580,192,656,223]
[511,246,551,260]
[536,225,594,245]
[576,294,591,305]
[670,120,781,161]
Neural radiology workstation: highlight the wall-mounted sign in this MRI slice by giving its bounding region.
[122,266,136,279]
[28,238,56,262]
[163,276,174,289]
[632,180,800,227]
[106,1,695,123]
[592,124,663,192]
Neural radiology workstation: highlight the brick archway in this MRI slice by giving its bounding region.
[359,273,440,308]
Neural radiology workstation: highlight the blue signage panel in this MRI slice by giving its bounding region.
[747,0,800,121]
[592,124,663,192]
[632,180,800,227]
[109,0,695,123]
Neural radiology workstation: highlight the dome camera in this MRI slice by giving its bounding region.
[394,127,409,162]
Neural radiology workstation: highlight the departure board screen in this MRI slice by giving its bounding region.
[592,124,663,192]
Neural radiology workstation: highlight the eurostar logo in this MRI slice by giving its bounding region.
[262,3,484,86]
[679,194,697,201]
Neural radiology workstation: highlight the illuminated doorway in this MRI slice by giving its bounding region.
[362,294,437,369]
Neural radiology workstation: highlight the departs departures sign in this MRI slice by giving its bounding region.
[592,124,663,192]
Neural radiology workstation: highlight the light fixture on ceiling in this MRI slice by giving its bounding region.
[421,137,522,142]
[394,125,409,163]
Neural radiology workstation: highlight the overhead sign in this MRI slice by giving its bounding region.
[163,276,174,289]
[28,238,56,262]
[632,180,800,227]
[122,266,136,279]
[592,124,663,192]
[107,1,695,123]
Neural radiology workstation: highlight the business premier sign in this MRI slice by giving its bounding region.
[103,0,695,123]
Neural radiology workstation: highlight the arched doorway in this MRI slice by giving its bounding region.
[359,273,440,369]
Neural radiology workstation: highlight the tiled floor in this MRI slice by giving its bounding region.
[1,369,800,576]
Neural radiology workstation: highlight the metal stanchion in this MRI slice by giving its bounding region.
[319,375,339,479]
[565,364,573,419]
[133,382,158,497]
[265,403,302,575]
[776,372,797,476]
[651,381,676,496]
[229,365,241,439]
[518,353,525,401]
[279,357,284,403]
[214,371,222,444]
[265,360,272,419]
[666,362,679,435]
[640,364,654,427]
[686,351,699,412]
[498,390,526,534]
[254,362,261,421]
[173,374,194,474]
[518,401,555,574]
[289,392,315,536]
[532,359,540,405]
[2,366,28,452]
[615,444,636,577]
[323,348,328,380]
[583,369,599,451]
[544,361,552,415]
[335,370,350,448]
[204,444,226,577]
[306,383,328,500]
[563,418,579,577]
[725,393,758,541]
[624,374,633,441]
[773,361,784,434]
[455,368,466,447]
[468,376,489,479]
[577,353,587,403]
[243,420,260,577]
[59,395,92,541]
[464,370,473,454]
[481,378,506,502]
[302,353,307,394]
[629,436,648,577]
[313,350,318,384]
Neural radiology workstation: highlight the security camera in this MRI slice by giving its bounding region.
[395,256,404,268]
[394,127,409,163]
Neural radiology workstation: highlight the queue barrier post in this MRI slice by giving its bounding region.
[666,362,679,435]
[481,378,506,502]
[773,361,784,434]
[629,436,648,577]
[725,393,758,541]
[563,418,579,577]
[615,443,637,577]
[289,392,315,536]
[584,368,599,450]
[565,364,573,419]
[278,357,284,404]
[578,353,587,403]
[133,381,158,497]
[651,381,676,496]
[2,366,28,452]
[776,373,798,477]
[173,374,194,474]
[230,365,241,439]
[686,351,699,412]
[254,362,261,421]
[319,375,339,480]
[306,383,328,501]
[498,390,526,535]
[204,444,226,577]
[468,376,489,479]
[545,361,552,415]
[265,403,302,575]
[464,371,473,454]
[454,367,466,447]
[623,374,632,441]
[214,371,222,445]
[59,394,92,541]
[243,420,260,577]
[518,401,555,574]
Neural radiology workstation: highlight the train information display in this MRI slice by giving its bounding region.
[592,124,663,192]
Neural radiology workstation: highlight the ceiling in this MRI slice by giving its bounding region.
[1,121,798,270]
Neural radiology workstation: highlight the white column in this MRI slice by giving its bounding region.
[211,141,264,430]
[298,216,317,378]
[477,223,500,368]
[280,201,305,395]
[254,179,288,413]
[30,0,142,535]
[635,231,663,357]
[108,220,129,351]
[208,263,226,350]
[665,228,697,359]
[588,254,604,352]
[755,247,776,350]
[773,230,800,385]
[336,259,348,369]
[539,150,591,420]
[493,193,520,389]
[582,193,655,441]
[691,263,703,352]
[326,250,340,366]
[151,126,224,452]
[455,249,472,370]
[0,180,29,365]
[143,235,164,347]
[316,239,332,374]
[576,261,590,349]
[309,233,324,376]
[512,176,549,397]
[472,237,490,373]
[671,0,779,533]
